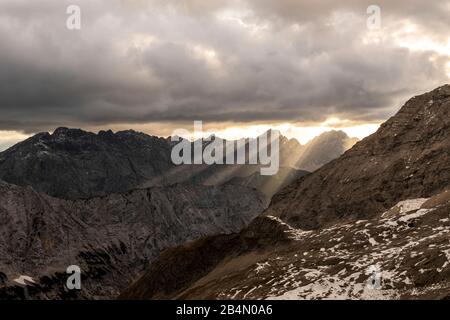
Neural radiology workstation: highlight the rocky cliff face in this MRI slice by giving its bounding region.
[0,181,265,299]
[268,85,450,229]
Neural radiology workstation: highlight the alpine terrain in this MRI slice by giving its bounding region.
[120,85,450,300]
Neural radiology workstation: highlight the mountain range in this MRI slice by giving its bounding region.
[0,128,355,200]
[2,85,448,300]
[0,122,354,299]
[119,85,450,300]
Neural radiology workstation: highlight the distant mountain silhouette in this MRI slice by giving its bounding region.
[295,130,358,172]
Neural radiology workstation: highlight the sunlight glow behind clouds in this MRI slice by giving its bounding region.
[175,120,380,144]
[0,131,30,151]
[0,119,381,152]
[191,45,224,73]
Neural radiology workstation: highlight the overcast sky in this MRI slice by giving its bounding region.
[0,0,449,148]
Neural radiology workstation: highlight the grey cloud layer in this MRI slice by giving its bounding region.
[0,0,448,133]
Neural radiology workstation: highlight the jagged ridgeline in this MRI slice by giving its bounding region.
[0,128,355,199]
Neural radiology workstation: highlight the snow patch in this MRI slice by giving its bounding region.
[13,275,35,286]
[255,262,270,274]
[396,198,428,214]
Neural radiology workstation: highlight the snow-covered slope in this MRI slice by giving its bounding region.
[121,190,450,300]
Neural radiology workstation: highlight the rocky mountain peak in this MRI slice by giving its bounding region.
[360,84,450,146]
[0,128,174,199]
[294,130,358,172]
[98,129,115,137]
[51,127,98,141]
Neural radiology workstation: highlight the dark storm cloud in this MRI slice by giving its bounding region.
[0,0,448,133]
